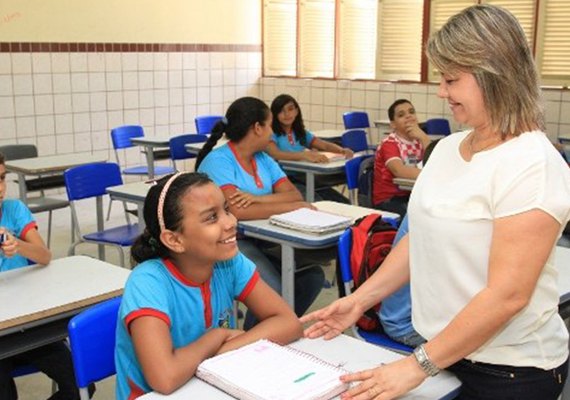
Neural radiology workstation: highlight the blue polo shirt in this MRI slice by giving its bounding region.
[271,130,316,152]
[0,199,37,272]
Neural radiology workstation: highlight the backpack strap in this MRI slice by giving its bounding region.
[350,213,382,281]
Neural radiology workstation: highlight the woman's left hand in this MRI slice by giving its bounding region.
[340,356,427,400]
[342,148,354,159]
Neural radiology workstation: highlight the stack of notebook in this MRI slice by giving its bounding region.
[268,208,352,234]
[197,339,348,400]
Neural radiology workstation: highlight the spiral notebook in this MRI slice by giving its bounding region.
[268,208,352,234]
[196,339,349,400]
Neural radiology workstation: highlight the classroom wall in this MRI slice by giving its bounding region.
[0,0,261,44]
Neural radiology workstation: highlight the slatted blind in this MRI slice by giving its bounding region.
[483,0,536,45]
[338,0,378,79]
[298,0,335,78]
[375,0,424,81]
[536,0,570,85]
[263,0,298,76]
[428,0,476,81]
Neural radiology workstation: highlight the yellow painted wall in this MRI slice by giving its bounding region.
[0,0,261,44]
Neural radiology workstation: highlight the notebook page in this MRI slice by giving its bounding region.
[197,339,348,400]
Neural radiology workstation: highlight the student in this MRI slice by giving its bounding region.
[302,5,570,399]
[373,99,431,217]
[379,140,439,348]
[0,152,91,400]
[267,94,352,204]
[115,172,302,399]
[195,97,325,330]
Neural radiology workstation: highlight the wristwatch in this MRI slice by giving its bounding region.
[413,344,440,377]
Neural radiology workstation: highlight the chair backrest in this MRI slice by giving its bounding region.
[169,134,208,161]
[357,156,375,208]
[110,125,144,150]
[343,111,370,130]
[68,296,122,389]
[195,115,223,134]
[0,144,38,160]
[424,118,451,136]
[64,162,123,201]
[341,130,369,152]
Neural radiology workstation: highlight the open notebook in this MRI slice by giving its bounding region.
[269,208,352,234]
[196,339,348,400]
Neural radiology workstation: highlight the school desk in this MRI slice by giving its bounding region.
[137,334,461,400]
[130,136,172,179]
[239,201,399,308]
[0,255,130,360]
[107,180,150,231]
[4,153,107,205]
[184,138,228,156]
[312,129,346,140]
[393,177,416,191]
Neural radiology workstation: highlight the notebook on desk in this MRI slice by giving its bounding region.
[196,339,348,400]
[269,208,352,234]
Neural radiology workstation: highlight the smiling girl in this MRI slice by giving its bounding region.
[115,172,302,399]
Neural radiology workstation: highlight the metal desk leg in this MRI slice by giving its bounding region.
[144,145,155,179]
[16,172,27,203]
[96,196,105,260]
[305,172,315,203]
[281,244,295,308]
[136,201,145,233]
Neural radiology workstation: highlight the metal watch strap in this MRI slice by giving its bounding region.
[413,344,440,377]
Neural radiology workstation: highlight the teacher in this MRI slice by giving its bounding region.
[302,5,570,400]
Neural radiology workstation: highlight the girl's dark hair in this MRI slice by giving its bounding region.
[270,94,308,147]
[195,97,270,170]
[130,172,212,266]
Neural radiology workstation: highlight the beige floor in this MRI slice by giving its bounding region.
[12,193,342,399]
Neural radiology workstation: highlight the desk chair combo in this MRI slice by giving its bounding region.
[344,155,374,206]
[169,134,208,170]
[68,296,122,400]
[64,162,139,268]
[424,118,451,136]
[341,130,370,153]
[343,111,372,144]
[195,115,223,135]
[0,144,70,247]
[337,228,413,354]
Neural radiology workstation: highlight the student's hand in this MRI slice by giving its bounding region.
[223,328,245,343]
[342,148,354,159]
[303,151,329,164]
[229,190,255,208]
[299,202,317,211]
[339,356,426,400]
[300,296,363,340]
[0,231,18,258]
[405,123,426,140]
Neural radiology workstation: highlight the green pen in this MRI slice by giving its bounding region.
[293,372,316,383]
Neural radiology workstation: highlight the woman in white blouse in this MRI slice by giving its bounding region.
[302,5,570,400]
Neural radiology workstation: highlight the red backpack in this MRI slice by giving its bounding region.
[350,213,397,331]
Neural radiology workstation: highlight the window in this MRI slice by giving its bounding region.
[298,0,335,78]
[536,0,570,86]
[376,0,424,81]
[263,0,297,76]
[338,0,378,80]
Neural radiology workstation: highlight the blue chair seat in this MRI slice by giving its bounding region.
[83,224,140,246]
[358,329,413,353]
[123,165,174,175]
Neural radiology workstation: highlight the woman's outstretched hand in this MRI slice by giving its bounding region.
[300,296,363,340]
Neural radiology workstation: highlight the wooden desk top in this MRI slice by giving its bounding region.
[0,256,130,335]
[4,154,107,175]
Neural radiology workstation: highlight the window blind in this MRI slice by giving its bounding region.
[263,0,298,76]
[298,0,335,78]
[375,0,424,81]
[536,0,570,86]
[338,0,378,80]
[483,0,536,46]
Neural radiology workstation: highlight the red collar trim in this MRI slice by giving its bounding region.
[228,142,263,189]
[162,258,202,287]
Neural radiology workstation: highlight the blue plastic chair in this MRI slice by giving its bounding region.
[68,297,122,400]
[344,155,373,205]
[110,125,175,176]
[169,133,208,170]
[195,115,223,135]
[341,129,369,153]
[64,163,139,268]
[343,111,370,130]
[424,118,451,136]
[337,228,413,354]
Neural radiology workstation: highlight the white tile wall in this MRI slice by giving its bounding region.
[0,51,262,172]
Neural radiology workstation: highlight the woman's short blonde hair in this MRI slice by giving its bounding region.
[426,4,543,137]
